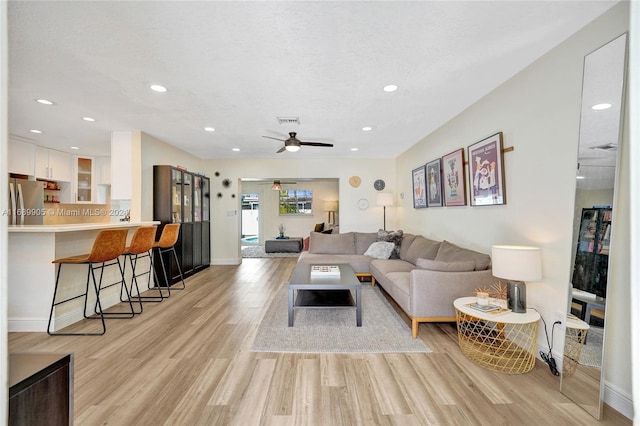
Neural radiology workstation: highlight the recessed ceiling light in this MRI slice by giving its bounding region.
[70,146,80,150]
[83,117,95,122]
[362,126,372,131]
[232,148,240,152]
[591,103,612,110]
[150,84,167,93]
[35,99,54,105]
[383,84,398,92]
[351,148,359,152]
[204,127,215,132]
[29,129,42,134]
[576,175,585,180]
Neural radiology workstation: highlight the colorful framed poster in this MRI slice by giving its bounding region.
[442,148,467,206]
[468,132,506,206]
[426,158,443,207]
[412,165,427,209]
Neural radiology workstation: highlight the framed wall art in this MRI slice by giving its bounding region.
[412,165,427,209]
[426,159,443,207]
[468,132,506,206]
[442,148,467,206]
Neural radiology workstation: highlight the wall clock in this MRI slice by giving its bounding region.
[349,176,362,188]
[374,179,386,191]
[358,198,369,210]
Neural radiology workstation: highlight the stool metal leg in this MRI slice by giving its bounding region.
[48,263,107,336]
[129,250,167,303]
[93,258,136,319]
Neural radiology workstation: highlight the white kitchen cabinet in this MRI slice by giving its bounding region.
[74,156,95,203]
[8,140,36,175]
[35,146,72,182]
[95,156,111,185]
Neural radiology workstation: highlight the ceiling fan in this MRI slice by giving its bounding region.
[263,132,334,153]
[257,179,297,190]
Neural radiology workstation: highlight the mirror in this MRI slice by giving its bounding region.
[560,33,627,419]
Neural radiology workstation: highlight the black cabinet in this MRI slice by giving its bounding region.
[9,353,73,426]
[153,166,210,285]
[572,208,612,297]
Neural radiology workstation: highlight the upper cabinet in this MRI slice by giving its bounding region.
[35,146,72,182]
[8,140,36,176]
[74,156,95,203]
[95,156,111,185]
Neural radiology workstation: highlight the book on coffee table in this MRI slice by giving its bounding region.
[466,302,510,316]
[310,265,341,277]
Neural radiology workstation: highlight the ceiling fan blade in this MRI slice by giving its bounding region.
[299,142,334,147]
[263,136,285,142]
[276,146,286,153]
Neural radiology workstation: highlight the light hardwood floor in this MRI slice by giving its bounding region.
[9,258,630,425]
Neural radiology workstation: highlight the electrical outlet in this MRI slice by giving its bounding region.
[554,311,566,328]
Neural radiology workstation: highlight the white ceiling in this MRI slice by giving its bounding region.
[8,1,618,160]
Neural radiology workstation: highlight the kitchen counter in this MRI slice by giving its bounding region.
[8,221,160,332]
[9,221,158,233]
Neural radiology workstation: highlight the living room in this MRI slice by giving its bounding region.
[3,1,638,424]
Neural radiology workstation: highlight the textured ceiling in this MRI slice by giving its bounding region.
[8,1,618,160]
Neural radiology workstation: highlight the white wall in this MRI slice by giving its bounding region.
[203,158,395,264]
[395,2,630,414]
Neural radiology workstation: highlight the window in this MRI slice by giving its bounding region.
[279,190,312,215]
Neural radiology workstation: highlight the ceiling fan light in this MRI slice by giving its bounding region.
[285,145,300,152]
[271,182,282,190]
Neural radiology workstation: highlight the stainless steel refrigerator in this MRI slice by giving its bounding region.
[8,178,44,225]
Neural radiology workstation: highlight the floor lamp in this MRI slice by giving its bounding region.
[376,193,394,230]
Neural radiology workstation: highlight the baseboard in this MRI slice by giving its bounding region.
[8,317,48,332]
[604,381,634,419]
[213,258,241,265]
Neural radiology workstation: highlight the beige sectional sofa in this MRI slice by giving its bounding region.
[298,231,496,337]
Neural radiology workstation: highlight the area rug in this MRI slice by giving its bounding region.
[242,245,301,258]
[579,326,603,367]
[251,284,432,353]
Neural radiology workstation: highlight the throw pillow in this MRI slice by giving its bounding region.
[416,258,476,272]
[376,229,403,259]
[321,228,333,234]
[314,223,325,232]
[364,241,395,259]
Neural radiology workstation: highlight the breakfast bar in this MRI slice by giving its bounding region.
[8,221,159,332]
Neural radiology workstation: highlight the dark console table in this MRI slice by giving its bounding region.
[265,237,303,253]
[9,353,73,426]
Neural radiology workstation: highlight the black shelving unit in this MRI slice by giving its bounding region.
[153,165,210,286]
[571,207,612,298]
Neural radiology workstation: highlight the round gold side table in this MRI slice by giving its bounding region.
[562,315,590,378]
[454,297,541,374]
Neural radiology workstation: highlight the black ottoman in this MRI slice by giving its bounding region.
[265,237,303,253]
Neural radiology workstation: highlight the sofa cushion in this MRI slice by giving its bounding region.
[370,259,416,275]
[399,233,417,261]
[314,223,325,232]
[416,258,476,272]
[364,241,395,259]
[355,232,378,255]
[404,236,441,265]
[309,231,355,254]
[377,229,403,259]
[434,240,491,271]
[298,251,371,274]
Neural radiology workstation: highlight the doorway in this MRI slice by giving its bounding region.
[241,193,260,246]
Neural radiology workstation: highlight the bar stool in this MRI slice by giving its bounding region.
[153,223,186,296]
[121,225,166,311]
[47,228,128,336]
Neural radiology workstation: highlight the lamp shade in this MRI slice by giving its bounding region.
[491,245,542,281]
[376,192,394,207]
[323,201,338,212]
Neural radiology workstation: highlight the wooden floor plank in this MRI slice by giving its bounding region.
[8,258,630,425]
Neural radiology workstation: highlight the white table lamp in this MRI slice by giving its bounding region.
[491,245,542,313]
